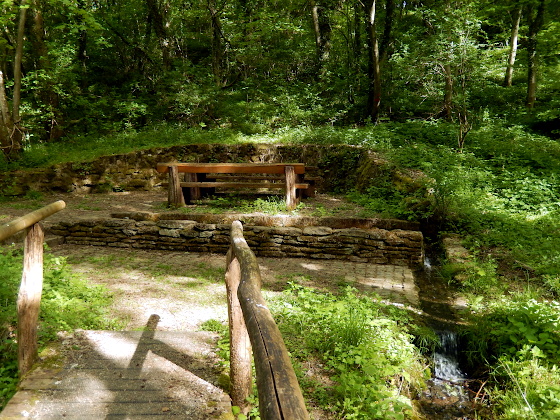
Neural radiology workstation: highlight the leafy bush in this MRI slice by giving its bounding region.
[272,284,429,419]
[490,353,560,419]
[464,297,560,366]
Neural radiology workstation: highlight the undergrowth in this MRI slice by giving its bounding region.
[272,283,432,419]
[201,284,434,419]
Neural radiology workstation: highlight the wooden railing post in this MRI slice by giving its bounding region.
[225,249,252,414]
[0,201,66,378]
[229,221,310,420]
[17,222,44,377]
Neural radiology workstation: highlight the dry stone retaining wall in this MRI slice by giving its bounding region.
[50,214,423,267]
[0,143,389,196]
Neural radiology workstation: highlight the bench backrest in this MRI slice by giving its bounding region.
[157,163,305,175]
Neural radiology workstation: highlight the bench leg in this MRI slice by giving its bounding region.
[168,166,185,207]
[285,165,298,211]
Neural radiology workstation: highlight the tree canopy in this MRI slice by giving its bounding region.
[0,0,559,159]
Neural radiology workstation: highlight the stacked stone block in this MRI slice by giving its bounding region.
[50,218,423,267]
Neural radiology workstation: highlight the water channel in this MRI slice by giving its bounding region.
[415,256,485,419]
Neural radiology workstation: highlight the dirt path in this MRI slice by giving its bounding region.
[0,190,363,228]
[2,190,418,330]
[49,244,418,332]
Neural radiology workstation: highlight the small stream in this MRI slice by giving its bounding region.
[433,330,466,383]
[415,255,484,419]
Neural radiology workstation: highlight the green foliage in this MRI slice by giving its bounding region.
[272,284,428,419]
[465,298,560,365]
[441,256,500,295]
[198,319,228,336]
[0,247,119,409]
[490,354,560,420]
[185,195,305,216]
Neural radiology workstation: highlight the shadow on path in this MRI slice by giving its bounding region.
[1,315,231,419]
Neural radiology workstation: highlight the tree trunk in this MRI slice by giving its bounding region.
[145,0,171,69]
[379,0,395,61]
[365,0,381,122]
[526,0,546,109]
[208,0,226,86]
[310,0,331,71]
[443,64,454,120]
[77,0,88,86]
[31,0,63,141]
[2,0,28,159]
[0,70,15,155]
[12,0,27,127]
[503,6,522,87]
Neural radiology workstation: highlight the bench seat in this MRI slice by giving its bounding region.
[180,182,310,189]
[157,163,305,174]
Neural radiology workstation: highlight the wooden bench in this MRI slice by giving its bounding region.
[156,163,313,210]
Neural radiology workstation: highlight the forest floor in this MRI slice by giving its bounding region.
[0,189,366,227]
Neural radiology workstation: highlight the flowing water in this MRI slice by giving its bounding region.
[434,330,466,383]
[415,255,482,419]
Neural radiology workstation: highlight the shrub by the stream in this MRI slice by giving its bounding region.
[462,295,560,418]
[490,354,560,420]
[0,247,119,409]
[272,283,429,420]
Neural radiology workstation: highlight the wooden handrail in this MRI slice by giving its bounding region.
[226,221,309,419]
[0,201,66,377]
[0,200,66,241]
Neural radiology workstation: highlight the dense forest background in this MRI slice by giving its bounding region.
[0,0,558,159]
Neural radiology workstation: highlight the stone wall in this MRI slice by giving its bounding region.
[50,214,424,267]
[50,213,423,266]
[0,143,390,196]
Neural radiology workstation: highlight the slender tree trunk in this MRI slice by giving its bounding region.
[0,0,26,159]
[526,0,545,109]
[77,0,88,83]
[379,0,395,61]
[503,6,522,87]
[0,71,14,153]
[31,0,63,141]
[365,0,381,122]
[353,5,361,62]
[208,0,226,86]
[443,64,453,120]
[146,0,171,69]
[310,0,331,72]
[12,0,26,127]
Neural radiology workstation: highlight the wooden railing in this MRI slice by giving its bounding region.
[225,220,309,419]
[0,201,66,377]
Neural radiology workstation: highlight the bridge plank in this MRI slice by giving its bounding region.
[0,331,231,420]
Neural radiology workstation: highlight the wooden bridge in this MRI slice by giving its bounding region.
[1,328,231,419]
[0,204,309,419]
